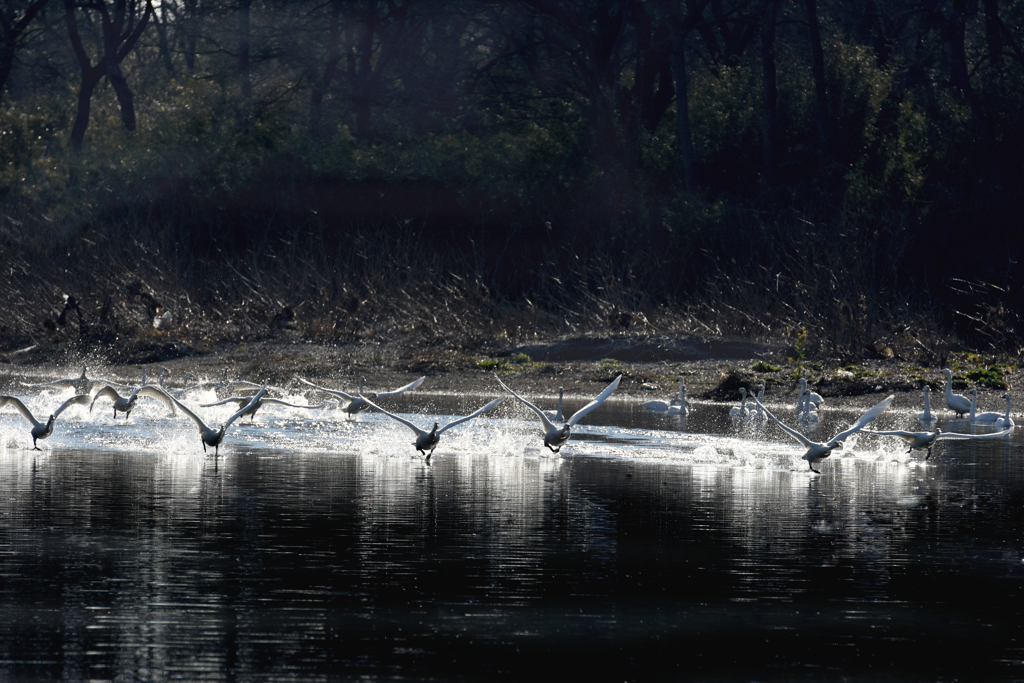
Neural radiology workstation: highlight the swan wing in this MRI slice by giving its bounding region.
[567,374,622,427]
[223,385,267,430]
[495,375,556,432]
[0,395,42,427]
[437,397,505,435]
[91,386,123,407]
[200,396,249,408]
[260,397,329,410]
[937,428,1013,441]
[828,395,895,447]
[753,396,813,448]
[166,394,214,433]
[356,392,426,437]
[298,377,356,404]
[135,386,177,415]
[54,394,90,418]
[376,376,427,399]
[863,429,924,444]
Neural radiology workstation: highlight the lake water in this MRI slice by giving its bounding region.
[1,388,1023,681]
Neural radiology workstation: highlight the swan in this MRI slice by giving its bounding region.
[359,392,504,462]
[995,394,1015,430]
[797,391,819,426]
[297,376,426,414]
[755,393,894,473]
[21,365,127,395]
[800,375,823,408]
[544,388,565,422]
[495,374,622,453]
[729,388,750,420]
[200,395,331,423]
[90,385,176,419]
[969,388,1003,425]
[941,369,971,417]
[866,426,1012,459]
[917,385,936,424]
[644,377,688,414]
[0,393,90,449]
[165,384,267,455]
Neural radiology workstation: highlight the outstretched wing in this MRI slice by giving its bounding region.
[864,429,923,444]
[298,377,357,404]
[90,386,123,410]
[936,428,1013,441]
[829,395,895,447]
[259,397,328,410]
[358,392,426,437]
[0,395,40,427]
[376,376,426,399]
[54,394,90,418]
[754,396,813,449]
[567,375,622,427]
[166,394,213,433]
[222,384,267,431]
[136,385,177,415]
[495,375,556,433]
[200,396,250,408]
[437,397,505,436]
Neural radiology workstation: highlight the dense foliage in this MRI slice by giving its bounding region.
[1,0,1022,359]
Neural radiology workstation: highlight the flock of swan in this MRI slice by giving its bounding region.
[0,364,1016,472]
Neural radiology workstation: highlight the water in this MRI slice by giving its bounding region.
[1,389,1023,681]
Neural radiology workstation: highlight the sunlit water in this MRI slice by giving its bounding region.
[2,388,1023,681]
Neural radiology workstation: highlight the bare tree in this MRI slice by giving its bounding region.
[0,0,50,95]
[65,0,153,152]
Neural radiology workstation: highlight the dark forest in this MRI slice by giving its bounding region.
[1,0,1022,362]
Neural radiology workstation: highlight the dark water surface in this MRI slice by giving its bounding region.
[2,392,1023,681]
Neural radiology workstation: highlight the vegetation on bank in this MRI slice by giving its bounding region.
[1,0,1022,364]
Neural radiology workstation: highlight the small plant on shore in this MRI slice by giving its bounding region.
[752,361,779,373]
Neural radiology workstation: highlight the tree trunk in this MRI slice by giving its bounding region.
[70,68,104,153]
[805,0,829,162]
[760,0,778,187]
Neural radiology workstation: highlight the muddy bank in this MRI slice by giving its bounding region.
[1,331,1017,414]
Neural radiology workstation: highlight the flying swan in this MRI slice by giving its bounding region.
[166,384,267,455]
[865,426,1012,459]
[298,376,426,415]
[755,393,894,473]
[0,393,90,449]
[359,392,504,462]
[90,384,177,419]
[496,374,622,453]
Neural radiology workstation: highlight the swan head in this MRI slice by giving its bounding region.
[739,387,747,397]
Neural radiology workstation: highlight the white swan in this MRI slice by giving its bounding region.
[755,393,894,473]
[496,374,621,453]
[298,376,426,414]
[941,369,971,417]
[166,384,267,455]
[21,365,127,395]
[917,385,936,424]
[544,387,565,422]
[200,395,331,423]
[0,393,90,449]
[359,392,504,461]
[995,394,1015,430]
[644,377,688,414]
[729,388,749,420]
[748,380,765,422]
[969,388,1003,425]
[90,384,176,419]
[800,375,823,408]
[797,391,819,426]
[866,426,1012,459]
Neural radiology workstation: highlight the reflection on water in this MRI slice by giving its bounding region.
[1,392,1023,680]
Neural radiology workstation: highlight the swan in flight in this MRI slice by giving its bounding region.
[917,385,936,424]
[0,393,90,449]
[643,378,687,414]
[200,395,330,423]
[729,388,750,420]
[21,365,127,395]
[359,392,504,462]
[544,388,565,422]
[496,374,621,453]
[297,376,426,414]
[755,393,894,473]
[866,426,1012,459]
[166,384,267,455]
[941,369,971,417]
[90,385,176,419]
